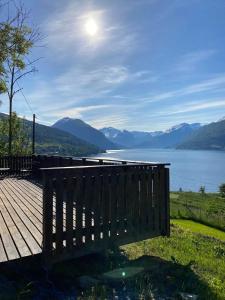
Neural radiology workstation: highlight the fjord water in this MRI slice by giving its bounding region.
[95,148,225,192]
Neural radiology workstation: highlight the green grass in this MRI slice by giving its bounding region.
[123,223,225,300]
[171,219,225,241]
[1,222,225,299]
[170,191,225,231]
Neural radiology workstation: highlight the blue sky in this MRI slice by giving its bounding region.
[1,0,225,131]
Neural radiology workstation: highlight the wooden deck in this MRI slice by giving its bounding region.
[0,157,170,265]
[0,178,43,263]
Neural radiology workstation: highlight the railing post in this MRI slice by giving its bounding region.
[164,167,170,236]
[158,166,170,236]
[42,171,54,263]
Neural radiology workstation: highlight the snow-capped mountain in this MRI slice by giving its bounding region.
[166,123,201,133]
[100,127,163,147]
[101,123,202,149]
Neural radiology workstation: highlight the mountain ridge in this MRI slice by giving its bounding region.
[177,119,225,150]
[52,117,118,150]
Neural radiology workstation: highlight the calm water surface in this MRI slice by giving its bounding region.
[94,148,225,192]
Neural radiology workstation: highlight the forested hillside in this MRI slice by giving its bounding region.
[177,120,225,150]
[0,113,101,156]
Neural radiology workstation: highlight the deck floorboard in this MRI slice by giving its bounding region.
[0,178,43,263]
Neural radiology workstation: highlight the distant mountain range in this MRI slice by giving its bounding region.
[100,127,163,148]
[52,118,118,150]
[1,113,225,154]
[51,117,225,151]
[101,123,202,149]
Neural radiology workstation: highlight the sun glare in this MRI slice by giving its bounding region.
[85,18,98,36]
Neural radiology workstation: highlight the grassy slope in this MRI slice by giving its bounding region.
[123,223,225,300]
[171,219,225,241]
[170,191,225,231]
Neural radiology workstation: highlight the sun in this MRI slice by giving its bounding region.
[85,18,98,36]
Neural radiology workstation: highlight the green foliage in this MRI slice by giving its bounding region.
[0,112,31,155]
[199,186,205,194]
[219,183,225,198]
[0,12,34,94]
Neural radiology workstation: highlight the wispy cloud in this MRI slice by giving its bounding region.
[153,98,225,117]
[175,49,216,72]
[44,104,114,119]
[146,74,225,103]
[28,64,159,116]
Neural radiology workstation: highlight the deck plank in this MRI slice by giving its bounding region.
[13,179,43,205]
[0,211,20,260]
[0,234,7,262]
[0,178,43,262]
[0,180,43,236]
[0,193,31,258]
[5,179,43,219]
[0,184,41,255]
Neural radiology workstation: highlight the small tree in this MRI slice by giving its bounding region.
[199,186,205,194]
[0,112,31,155]
[219,183,225,198]
[0,3,41,154]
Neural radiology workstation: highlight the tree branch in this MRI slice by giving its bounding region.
[13,68,36,84]
[12,87,22,96]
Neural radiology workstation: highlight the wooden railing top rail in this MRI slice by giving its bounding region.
[83,156,170,166]
[41,163,169,173]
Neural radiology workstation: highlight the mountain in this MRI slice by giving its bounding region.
[101,124,200,149]
[0,113,100,156]
[52,118,118,150]
[100,128,137,147]
[138,123,202,148]
[177,119,225,150]
[100,127,163,147]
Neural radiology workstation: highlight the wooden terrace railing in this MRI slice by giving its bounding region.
[0,155,33,176]
[41,162,170,264]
